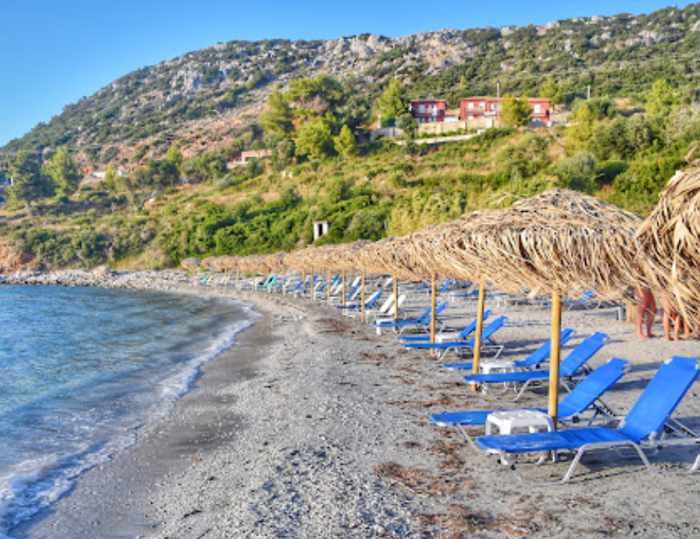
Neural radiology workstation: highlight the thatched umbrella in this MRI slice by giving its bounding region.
[356,237,422,321]
[437,189,642,422]
[636,161,700,332]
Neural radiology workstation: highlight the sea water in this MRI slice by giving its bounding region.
[0,285,254,537]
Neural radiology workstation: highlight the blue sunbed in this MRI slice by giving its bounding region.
[375,301,448,331]
[442,328,575,371]
[400,309,491,343]
[402,316,508,360]
[475,356,700,482]
[432,358,628,444]
[463,332,608,399]
[337,289,382,311]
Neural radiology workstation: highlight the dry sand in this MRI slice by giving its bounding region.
[14,275,700,538]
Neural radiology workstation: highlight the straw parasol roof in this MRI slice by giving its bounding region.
[435,189,643,300]
[200,252,287,274]
[286,241,370,273]
[199,189,642,299]
[636,161,700,329]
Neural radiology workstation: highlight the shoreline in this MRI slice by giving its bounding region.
[5,271,700,538]
[10,278,270,539]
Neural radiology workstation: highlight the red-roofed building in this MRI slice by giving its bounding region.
[409,99,447,124]
[459,97,552,126]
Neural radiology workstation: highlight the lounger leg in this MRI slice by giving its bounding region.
[630,443,651,468]
[457,425,480,451]
[562,447,587,483]
[562,442,649,483]
[690,451,700,473]
[514,380,532,401]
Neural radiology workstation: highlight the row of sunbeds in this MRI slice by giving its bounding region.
[252,272,700,482]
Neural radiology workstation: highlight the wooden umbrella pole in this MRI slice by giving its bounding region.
[360,272,366,322]
[236,269,241,291]
[342,272,347,306]
[430,273,438,345]
[548,290,562,426]
[471,277,486,378]
[392,274,399,320]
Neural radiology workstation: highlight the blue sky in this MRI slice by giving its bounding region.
[0,0,693,146]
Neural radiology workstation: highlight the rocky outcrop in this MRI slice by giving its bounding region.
[0,239,37,273]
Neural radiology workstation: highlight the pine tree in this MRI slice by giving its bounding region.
[42,147,80,196]
[164,144,184,172]
[645,79,678,119]
[8,151,54,210]
[295,117,334,160]
[333,125,357,158]
[261,90,294,137]
[500,96,532,127]
[375,79,406,126]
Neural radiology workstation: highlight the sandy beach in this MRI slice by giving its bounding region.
[6,271,700,538]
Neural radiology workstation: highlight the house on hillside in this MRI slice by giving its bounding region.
[459,97,552,127]
[229,149,273,169]
[408,99,446,124]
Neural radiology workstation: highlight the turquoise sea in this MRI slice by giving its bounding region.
[0,285,253,538]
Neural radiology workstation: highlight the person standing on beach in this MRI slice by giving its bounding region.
[635,287,656,339]
[661,295,699,340]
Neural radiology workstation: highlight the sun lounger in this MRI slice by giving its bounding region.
[463,332,607,399]
[442,328,575,372]
[432,358,627,445]
[375,302,448,334]
[367,293,407,323]
[475,356,700,482]
[337,289,382,310]
[400,310,492,343]
[402,316,507,360]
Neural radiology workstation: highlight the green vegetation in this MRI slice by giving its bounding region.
[4,73,698,271]
[500,96,532,127]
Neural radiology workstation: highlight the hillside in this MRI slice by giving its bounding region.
[3,3,700,169]
[1,4,700,273]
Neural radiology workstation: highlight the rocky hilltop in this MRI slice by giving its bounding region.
[3,3,700,169]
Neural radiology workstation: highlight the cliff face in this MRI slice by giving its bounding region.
[2,3,700,169]
[0,239,36,272]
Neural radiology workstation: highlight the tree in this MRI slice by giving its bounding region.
[539,76,562,105]
[553,152,599,193]
[500,96,532,127]
[260,91,294,137]
[164,144,184,172]
[295,117,334,160]
[245,157,263,179]
[333,125,357,158]
[103,164,117,190]
[375,79,406,126]
[8,151,54,210]
[564,98,618,154]
[397,113,418,139]
[42,147,80,196]
[645,79,679,119]
[272,139,295,171]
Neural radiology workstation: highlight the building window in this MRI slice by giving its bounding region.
[534,104,542,114]
[468,102,474,110]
